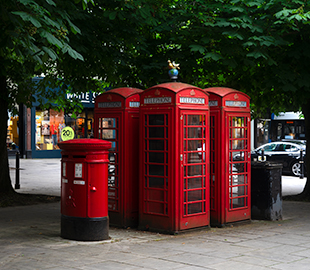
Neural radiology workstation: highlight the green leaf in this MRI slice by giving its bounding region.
[45,0,56,6]
[189,44,206,54]
[66,45,84,61]
[12,11,41,27]
[246,51,267,59]
[41,30,63,48]
[109,12,117,20]
[204,53,222,61]
[42,46,58,60]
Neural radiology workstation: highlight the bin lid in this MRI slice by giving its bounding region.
[58,138,112,151]
[251,161,283,169]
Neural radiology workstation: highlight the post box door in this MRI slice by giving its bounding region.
[180,112,209,229]
[225,113,251,222]
[96,115,122,213]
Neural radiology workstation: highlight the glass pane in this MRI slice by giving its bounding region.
[188,128,202,138]
[188,190,202,202]
[188,202,202,214]
[187,140,203,151]
[102,129,115,139]
[149,177,165,188]
[149,189,165,201]
[149,115,164,125]
[231,140,245,150]
[232,198,245,209]
[188,115,202,125]
[232,117,245,127]
[149,152,165,163]
[231,128,245,138]
[233,163,246,173]
[149,140,165,150]
[149,127,164,138]
[102,118,116,128]
[187,165,202,176]
[188,153,202,164]
[187,178,202,189]
[149,165,165,176]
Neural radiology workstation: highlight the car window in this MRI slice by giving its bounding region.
[262,144,277,152]
[284,144,298,152]
[277,144,285,151]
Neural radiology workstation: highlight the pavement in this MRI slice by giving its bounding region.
[1,158,310,270]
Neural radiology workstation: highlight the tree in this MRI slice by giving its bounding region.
[3,0,310,201]
[0,0,94,194]
[0,0,175,195]
[170,0,310,199]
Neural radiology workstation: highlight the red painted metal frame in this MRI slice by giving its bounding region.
[206,87,251,226]
[139,82,210,233]
[94,87,143,227]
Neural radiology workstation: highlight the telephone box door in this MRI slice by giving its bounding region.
[225,113,251,222]
[180,111,209,230]
[95,114,122,216]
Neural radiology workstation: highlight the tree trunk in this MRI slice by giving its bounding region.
[0,75,15,195]
[292,98,310,201]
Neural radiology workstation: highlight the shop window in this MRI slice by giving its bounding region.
[35,108,94,151]
[7,115,19,151]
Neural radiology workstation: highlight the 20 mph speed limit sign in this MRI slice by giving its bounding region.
[61,127,75,141]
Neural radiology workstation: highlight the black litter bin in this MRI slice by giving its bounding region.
[251,161,283,221]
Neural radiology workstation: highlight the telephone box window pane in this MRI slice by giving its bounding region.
[232,198,245,209]
[187,140,202,151]
[149,115,164,125]
[231,152,245,162]
[188,203,202,214]
[188,115,201,125]
[230,186,245,197]
[232,117,245,127]
[188,127,202,138]
[149,165,165,176]
[108,199,118,211]
[149,152,165,163]
[188,153,202,163]
[149,127,164,138]
[187,178,202,189]
[149,177,165,188]
[149,140,165,150]
[102,129,116,139]
[231,140,245,150]
[187,165,202,176]
[188,190,202,202]
[149,189,165,201]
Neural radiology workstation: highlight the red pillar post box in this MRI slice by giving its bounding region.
[59,139,111,241]
[94,87,143,227]
[139,82,210,234]
[205,87,251,227]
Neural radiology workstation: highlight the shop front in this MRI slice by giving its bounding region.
[30,95,97,158]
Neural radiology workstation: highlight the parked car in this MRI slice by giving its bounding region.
[251,141,306,177]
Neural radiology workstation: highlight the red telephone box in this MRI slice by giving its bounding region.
[139,82,210,233]
[205,87,251,227]
[94,87,143,228]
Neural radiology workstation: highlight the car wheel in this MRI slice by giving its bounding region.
[291,162,301,177]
